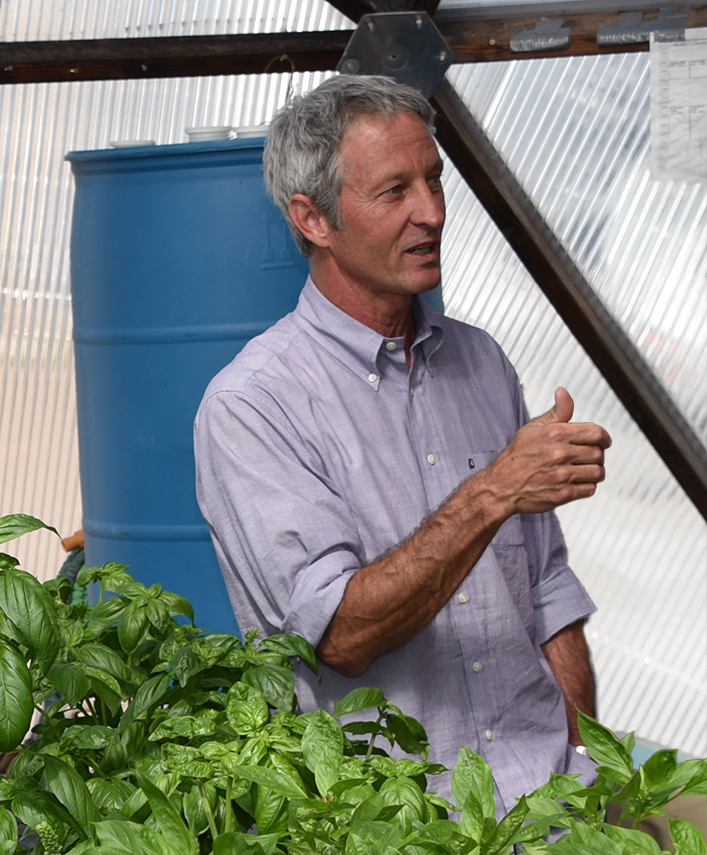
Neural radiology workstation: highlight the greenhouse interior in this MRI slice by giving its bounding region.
[0,0,706,849]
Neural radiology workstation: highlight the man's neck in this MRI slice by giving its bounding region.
[309,260,417,361]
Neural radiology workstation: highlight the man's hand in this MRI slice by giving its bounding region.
[480,387,612,517]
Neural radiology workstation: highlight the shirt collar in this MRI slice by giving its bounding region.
[293,276,444,388]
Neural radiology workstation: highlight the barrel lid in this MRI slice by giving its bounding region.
[65,137,266,171]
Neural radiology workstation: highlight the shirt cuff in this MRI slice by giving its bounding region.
[282,552,358,648]
[532,565,596,645]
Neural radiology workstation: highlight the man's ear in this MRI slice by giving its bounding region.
[289,194,334,248]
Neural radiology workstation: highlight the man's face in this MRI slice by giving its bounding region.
[323,110,445,305]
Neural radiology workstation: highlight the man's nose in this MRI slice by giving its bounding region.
[412,183,445,229]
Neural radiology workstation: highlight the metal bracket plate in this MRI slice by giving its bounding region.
[597,7,689,45]
[510,17,571,53]
[336,12,454,98]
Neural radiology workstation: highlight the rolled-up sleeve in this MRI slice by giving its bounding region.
[522,509,596,645]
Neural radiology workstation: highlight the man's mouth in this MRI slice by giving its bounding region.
[406,243,436,256]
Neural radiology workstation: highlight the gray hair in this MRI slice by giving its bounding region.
[263,74,436,258]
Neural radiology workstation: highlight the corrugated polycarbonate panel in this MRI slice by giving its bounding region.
[442,56,707,758]
[0,0,352,39]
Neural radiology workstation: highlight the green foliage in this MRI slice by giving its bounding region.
[0,512,705,855]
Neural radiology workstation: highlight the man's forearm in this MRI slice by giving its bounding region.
[541,619,596,745]
[317,389,610,677]
[316,471,506,676]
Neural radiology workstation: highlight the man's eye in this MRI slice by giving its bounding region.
[384,185,403,195]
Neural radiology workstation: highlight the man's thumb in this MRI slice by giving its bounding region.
[537,387,574,425]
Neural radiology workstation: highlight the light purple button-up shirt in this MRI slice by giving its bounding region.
[194,277,596,812]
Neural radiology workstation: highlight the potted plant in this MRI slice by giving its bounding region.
[1,513,705,854]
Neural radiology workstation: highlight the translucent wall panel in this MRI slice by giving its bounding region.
[0,0,352,40]
[442,56,707,758]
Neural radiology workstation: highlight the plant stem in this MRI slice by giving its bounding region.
[225,778,233,834]
[199,781,219,840]
[365,708,386,761]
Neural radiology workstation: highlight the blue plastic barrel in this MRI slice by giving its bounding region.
[66,138,310,634]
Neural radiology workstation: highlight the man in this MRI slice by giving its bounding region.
[194,74,612,813]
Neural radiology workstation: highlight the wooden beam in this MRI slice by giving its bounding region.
[431,77,707,520]
[0,31,349,85]
[435,5,707,62]
[2,5,706,87]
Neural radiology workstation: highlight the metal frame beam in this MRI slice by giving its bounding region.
[2,6,706,85]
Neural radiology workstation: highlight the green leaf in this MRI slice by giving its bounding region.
[213,831,279,855]
[334,687,386,718]
[0,642,33,752]
[603,823,662,854]
[260,634,318,673]
[242,664,296,712]
[487,795,529,853]
[228,765,307,799]
[135,772,198,855]
[119,673,171,733]
[0,514,59,545]
[669,818,707,854]
[451,746,496,819]
[675,760,707,797]
[46,662,90,708]
[301,709,343,796]
[253,785,287,835]
[225,682,269,734]
[386,712,429,757]
[0,567,60,671]
[118,601,150,654]
[42,755,99,838]
[641,749,678,792]
[83,666,124,712]
[577,712,634,783]
[87,778,138,813]
[74,643,139,687]
[458,787,485,843]
[82,596,127,639]
[61,724,113,751]
[158,591,195,622]
[94,819,182,855]
[145,598,171,634]
[0,806,17,843]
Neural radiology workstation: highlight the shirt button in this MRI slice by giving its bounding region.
[385,341,397,351]
[368,373,378,383]
[427,453,436,465]
[458,592,468,604]
[485,730,494,741]
[473,661,483,672]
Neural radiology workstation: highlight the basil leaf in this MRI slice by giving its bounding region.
[0,643,33,752]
